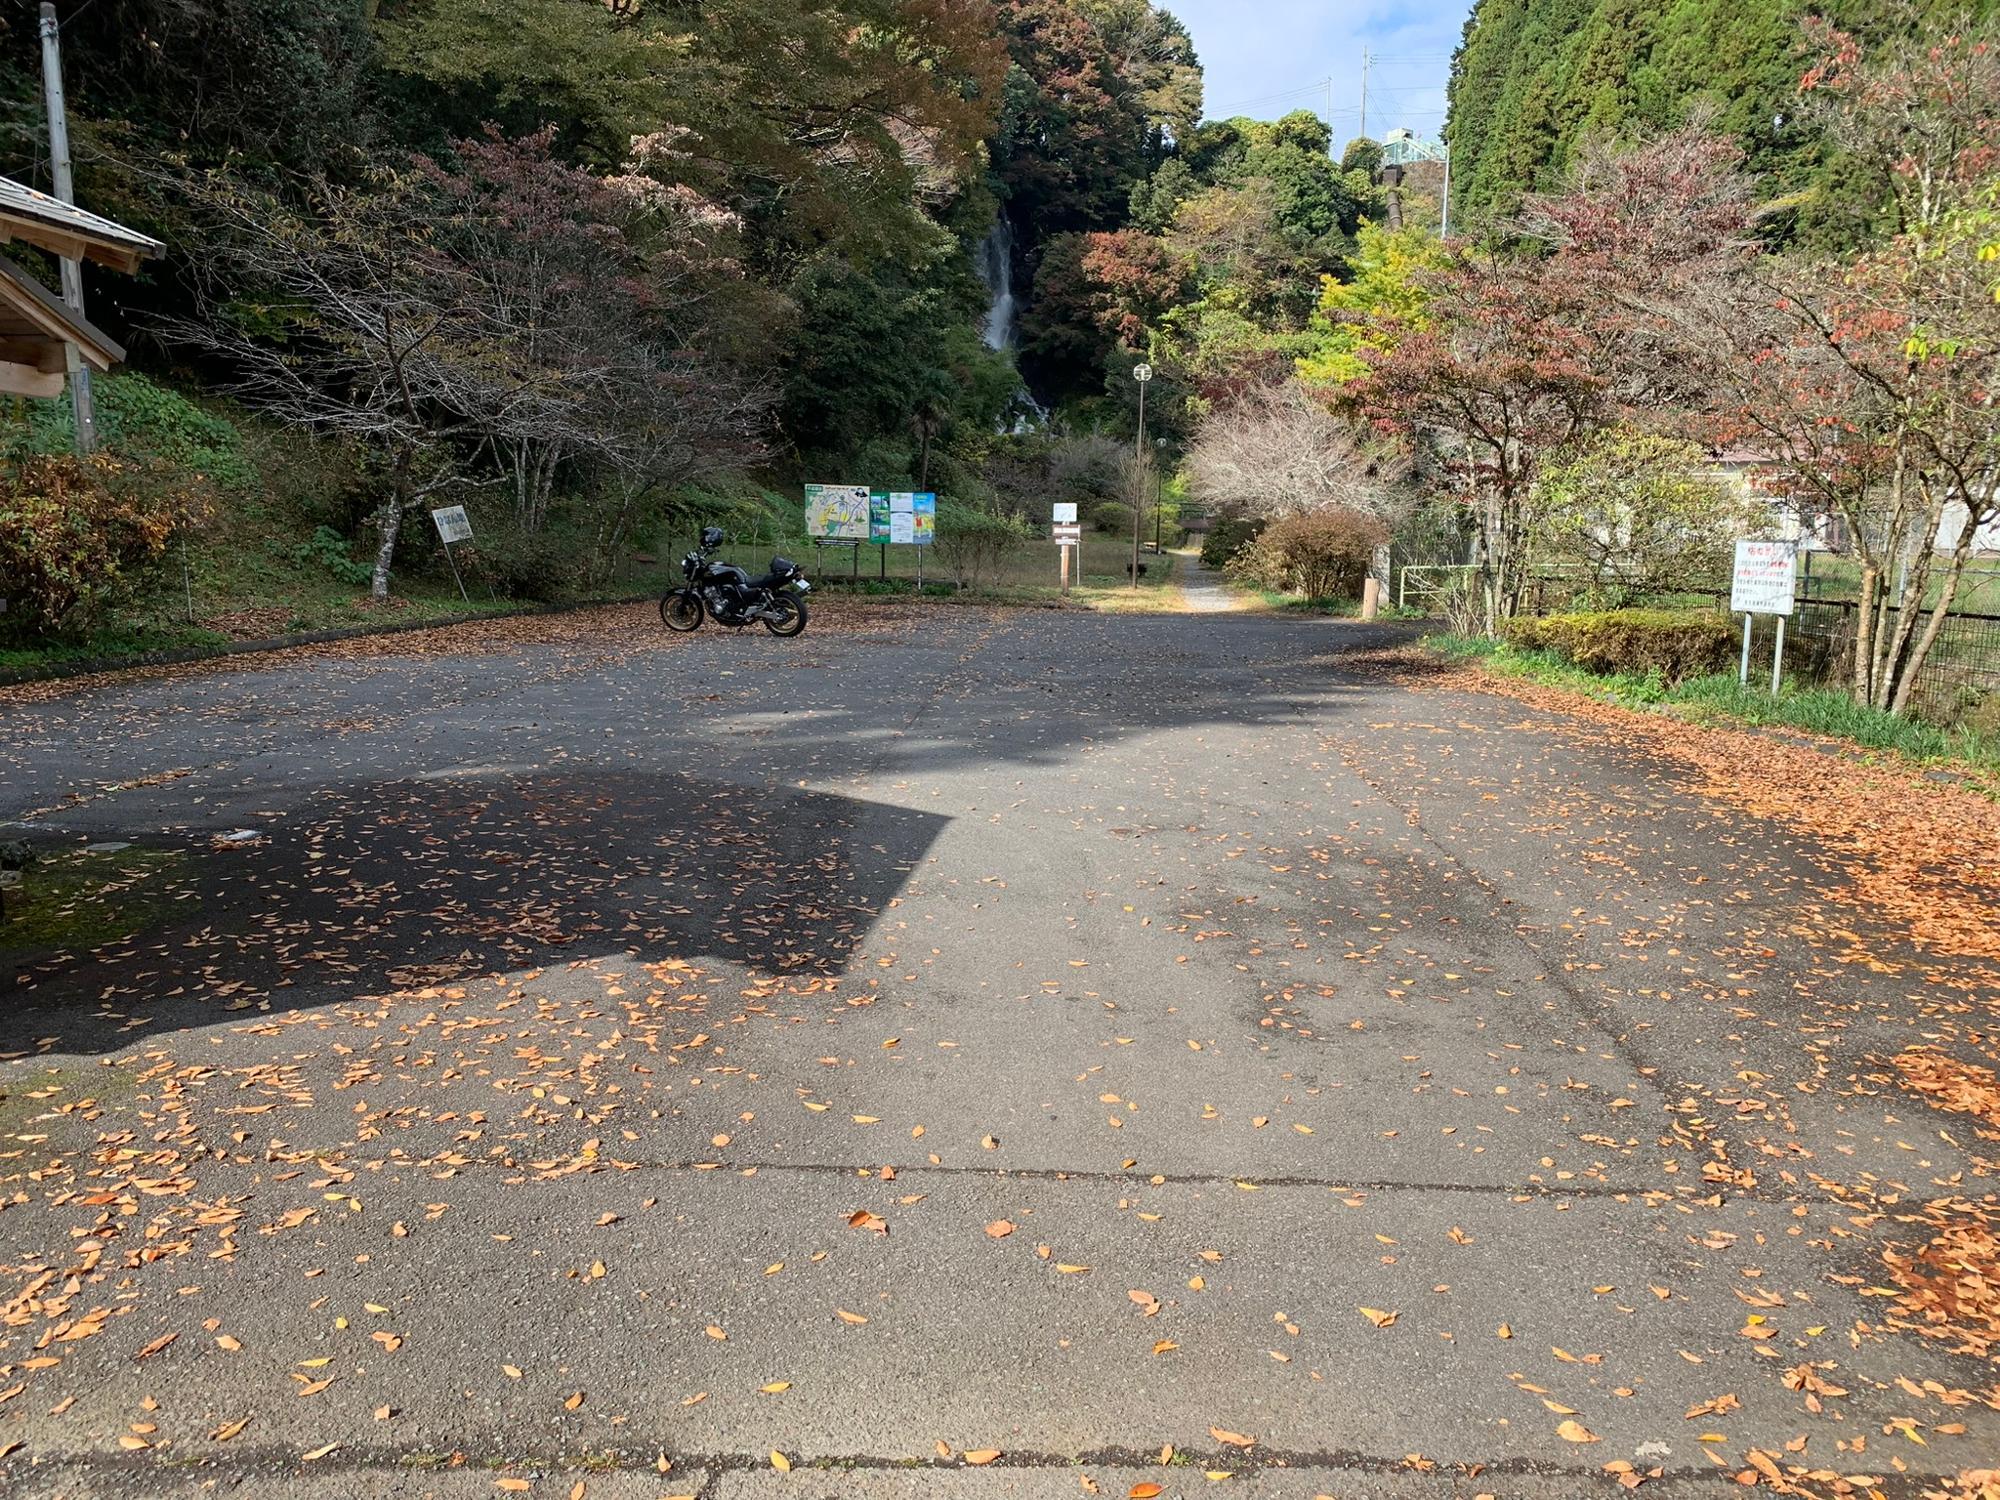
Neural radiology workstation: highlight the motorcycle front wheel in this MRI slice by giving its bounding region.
[660,590,704,633]
[763,594,808,638]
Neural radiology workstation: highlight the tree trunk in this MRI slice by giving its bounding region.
[1849,555,1878,703]
[372,449,413,600]
[1888,522,1978,718]
[371,498,403,601]
[1880,523,1940,714]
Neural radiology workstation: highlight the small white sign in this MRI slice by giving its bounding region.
[1052,503,1079,525]
[889,512,917,545]
[1731,540,1798,617]
[431,505,474,545]
[1053,523,1082,546]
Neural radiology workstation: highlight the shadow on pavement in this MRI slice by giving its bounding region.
[0,768,948,1057]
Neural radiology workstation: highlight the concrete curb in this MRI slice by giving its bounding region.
[0,593,661,690]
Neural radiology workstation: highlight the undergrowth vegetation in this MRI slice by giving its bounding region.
[1431,635,2000,778]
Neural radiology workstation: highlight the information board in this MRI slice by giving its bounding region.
[1052,502,1079,525]
[806,484,872,541]
[1731,540,1798,617]
[819,486,933,544]
[430,505,474,545]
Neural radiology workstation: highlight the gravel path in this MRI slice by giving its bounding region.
[1175,550,1247,613]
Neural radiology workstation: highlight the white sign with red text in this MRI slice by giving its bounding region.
[1731,540,1797,617]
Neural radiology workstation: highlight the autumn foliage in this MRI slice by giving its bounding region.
[0,453,211,637]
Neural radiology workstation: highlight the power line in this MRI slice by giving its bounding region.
[1208,79,1332,116]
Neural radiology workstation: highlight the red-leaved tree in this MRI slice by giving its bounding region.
[1702,22,2000,712]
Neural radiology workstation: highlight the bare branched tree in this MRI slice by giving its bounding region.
[1188,379,1412,527]
[1688,22,2000,713]
[162,164,480,597]
[160,134,770,599]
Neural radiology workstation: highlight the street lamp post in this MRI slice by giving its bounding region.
[1132,363,1153,590]
[1154,435,1167,554]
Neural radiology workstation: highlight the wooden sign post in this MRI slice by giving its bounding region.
[1053,504,1080,597]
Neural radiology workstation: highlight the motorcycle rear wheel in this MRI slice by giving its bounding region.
[763,594,808,638]
[660,590,704,633]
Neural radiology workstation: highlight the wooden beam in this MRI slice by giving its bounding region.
[0,218,148,274]
[0,358,64,397]
[0,220,91,265]
[0,336,66,372]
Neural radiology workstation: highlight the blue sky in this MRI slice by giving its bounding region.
[1168,0,1470,145]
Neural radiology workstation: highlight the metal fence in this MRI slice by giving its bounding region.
[1398,564,1476,613]
[1788,597,2000,723]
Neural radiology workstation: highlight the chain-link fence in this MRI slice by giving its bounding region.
[1787,597,2000,723]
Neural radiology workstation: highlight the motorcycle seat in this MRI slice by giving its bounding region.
[748,557,797,590]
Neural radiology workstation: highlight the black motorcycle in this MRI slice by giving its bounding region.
[660,527,812,637]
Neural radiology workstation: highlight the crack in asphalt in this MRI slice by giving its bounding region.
[159,1144,1818,1208]
[6,1441,1968,1499]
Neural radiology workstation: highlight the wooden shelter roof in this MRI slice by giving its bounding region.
[0,252,125,398]
[0,175,163,275]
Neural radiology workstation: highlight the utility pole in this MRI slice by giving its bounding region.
[1132,363,1153,591]
[1359,49,1370,141]
[38,2,96,455]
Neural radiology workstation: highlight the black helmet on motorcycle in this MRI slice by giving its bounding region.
[701,526,726,549]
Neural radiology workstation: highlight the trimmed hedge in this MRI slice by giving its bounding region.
[1503,609,1735,685]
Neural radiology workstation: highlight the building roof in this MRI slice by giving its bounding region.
[0,175,164,275]
[0,251,125,396]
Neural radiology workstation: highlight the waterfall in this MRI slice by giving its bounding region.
[975,213,1046,432]
[977,216,1017,352]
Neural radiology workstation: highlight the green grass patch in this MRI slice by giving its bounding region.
[1256,589,1360,616]
[1429,635,2000,780]
[0,1063,139,1140]
[1,846,196,955]
[0,623,234,674]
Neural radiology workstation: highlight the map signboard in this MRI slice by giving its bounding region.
[1731,540,1798,617]
[806,484,871,541]
[818,485,933,544]
[1052,503,1078,525]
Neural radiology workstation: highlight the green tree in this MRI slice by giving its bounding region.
[1297,223,1446,385]
[784,245,1013,470]
[1529,431,1755,606]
